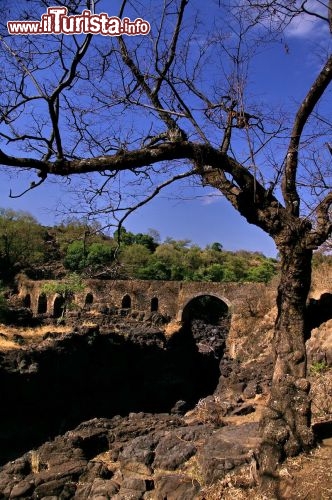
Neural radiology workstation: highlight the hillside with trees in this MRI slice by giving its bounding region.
[0,208,278,282]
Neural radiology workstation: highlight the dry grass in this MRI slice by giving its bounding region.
[311,262,332,297]
[200,463,267,500]
[0,337,18,350]
[276,438,332,500]
[186,396,227,425]
[200,438,332,500]
[164,320,182,337]
[179,455,205,485]
[227,287,276,361]
[0,323,70,351]
[310,367,332,422]
[29,450,40,474]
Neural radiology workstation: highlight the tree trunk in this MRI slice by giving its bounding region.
[259,240,314,479]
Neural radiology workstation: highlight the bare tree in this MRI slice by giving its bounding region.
[0,0,331,486]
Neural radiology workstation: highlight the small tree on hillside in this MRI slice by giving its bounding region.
[0,208,46,277]
[42,274,85,320]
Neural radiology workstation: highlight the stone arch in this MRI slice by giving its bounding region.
[178,293,231,323]
[151,297,159,312]
[23,294,31,309]
[53,295,65,318]
[85,292,94,306]
[37,293,47,314]
[121,294,131,309]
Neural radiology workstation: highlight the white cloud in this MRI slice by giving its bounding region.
[285,0,328,38]
[246,0,328,39]
[286,14,324,38]
[200,190,223,205]
[286,16,316,36]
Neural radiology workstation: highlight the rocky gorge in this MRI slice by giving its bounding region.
[0,279,331,499]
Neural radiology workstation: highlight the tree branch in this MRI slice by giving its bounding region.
[283,54,332,216]
[51,34,92,101]
[0,36,46,98]
[118,35,184,136]
[9,175,47,199]
[153,0,189,96]
[116,169,195,230]
[306,192,332,248]
[0,138,284,235]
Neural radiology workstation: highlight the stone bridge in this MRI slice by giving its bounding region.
[18,277,266,322]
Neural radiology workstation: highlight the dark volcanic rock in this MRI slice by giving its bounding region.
[215,355,273,403]
[0,324,222,466]
[6,307,34,326]
[153,432,197,470]
[0,415,261,499]
[154,473,201,500]
[197,422,261,484]
[0,301,272,498]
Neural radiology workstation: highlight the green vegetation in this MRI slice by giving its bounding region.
[41,273,85,320]
[0,208,47,277]
[63,241,115,271]
[0,208,279,283]
[310,361,329,375]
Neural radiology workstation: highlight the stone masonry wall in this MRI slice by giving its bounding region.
[16,275,266,321]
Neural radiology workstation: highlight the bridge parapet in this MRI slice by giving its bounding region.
[17,276,266,321]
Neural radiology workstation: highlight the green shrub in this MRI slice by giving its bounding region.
[310,361,328,375]
[64,241,86,271]
[86,242,114,267]
[42,274,85,319]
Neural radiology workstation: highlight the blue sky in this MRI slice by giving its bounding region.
[0,1,330,257]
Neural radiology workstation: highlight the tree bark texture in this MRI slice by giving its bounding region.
[259,240,314,478]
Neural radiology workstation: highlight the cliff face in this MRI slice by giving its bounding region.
[0,318,228,466]
[1,276,330,499]
[0,281,275,463]
[0,316,271,500]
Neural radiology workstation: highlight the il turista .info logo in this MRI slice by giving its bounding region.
[7,7,151,36]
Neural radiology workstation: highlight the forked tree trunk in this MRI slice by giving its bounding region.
[259,240,314,478]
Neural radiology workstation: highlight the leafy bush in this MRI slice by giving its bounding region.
[86,242,114,267]
[247,260,276,283]
[193,264,225,282]
[0,207,279,283]
[0,208,46,277]
[135,260,171,280]
[64,241,86,271]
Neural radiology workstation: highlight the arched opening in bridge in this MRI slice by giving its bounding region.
[23,294,31,309]
[151,297,159,312]
[37,293,47,314]
[181,294,230,325]
[180,293,231,366]
[122,294,131,309]
[53,295,65,318]
[85,293,94,306]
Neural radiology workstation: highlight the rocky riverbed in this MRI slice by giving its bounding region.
[2,298,331,499]
[0,308,275,499]
[0,412,263,499]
